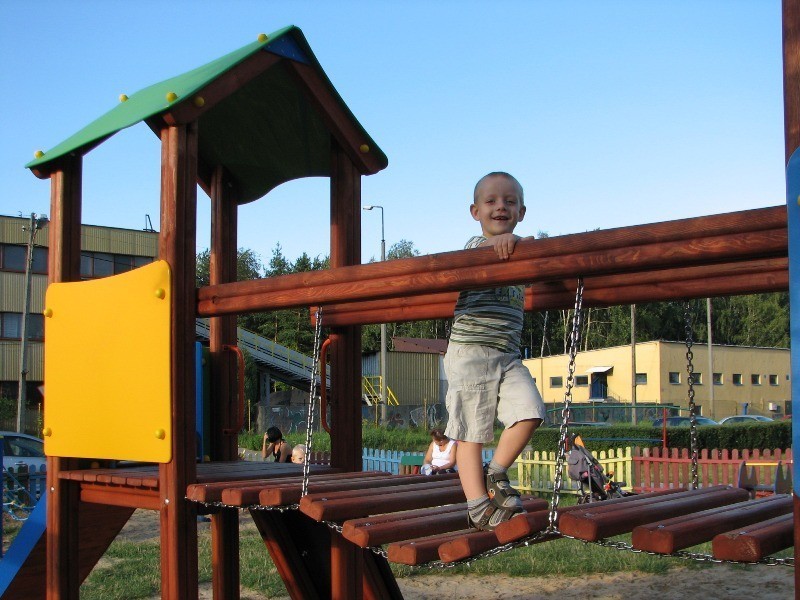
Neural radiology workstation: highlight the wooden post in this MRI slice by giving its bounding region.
[329,139,363,598]
[158,123,199,600]
[46,155,82,600]
[208,165,241,599]
[329,139,363,472]
[782,1,800,595]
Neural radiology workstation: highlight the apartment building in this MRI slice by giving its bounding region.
[0,214,158,404]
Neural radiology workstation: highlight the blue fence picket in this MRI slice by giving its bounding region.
[361,447,495,475]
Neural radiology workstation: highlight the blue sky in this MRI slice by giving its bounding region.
[0,1,786,269]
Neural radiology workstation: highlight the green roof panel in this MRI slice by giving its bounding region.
[26,26,387,203]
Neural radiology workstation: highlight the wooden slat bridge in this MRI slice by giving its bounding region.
[190,470,796,596]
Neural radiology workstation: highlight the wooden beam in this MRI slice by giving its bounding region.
[46,155,83,600]
[198,225,787,317]
[317,257,789,326]
[158,123,199,600]
[198,206,786,315]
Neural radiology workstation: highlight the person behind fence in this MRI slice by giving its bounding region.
[443,171,545,531]
[291,444,308,464]
[261,427,293,463]
[421,429,458,475]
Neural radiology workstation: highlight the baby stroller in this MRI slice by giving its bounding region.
[566,433,631,504]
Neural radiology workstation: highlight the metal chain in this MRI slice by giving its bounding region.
[301,308,324,497]
[548,278,585,531]
[576,535,793,567]
[683,301,699,489]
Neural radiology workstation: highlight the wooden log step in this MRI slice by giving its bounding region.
[300,479,464,522]
[342,497,548,548]
[711,513,794,562]
[388,530,471,565]
[256,473,450,507]
[560,485,749,542]
[186,470,375,503]
[495,488,685,544]
[222,471,393,506]
[632,494,793,554]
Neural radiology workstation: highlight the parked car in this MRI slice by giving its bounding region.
[1,431,46,472]
[718,415,774,425]
[652,416,718,427]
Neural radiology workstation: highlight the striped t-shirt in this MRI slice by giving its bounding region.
[449,236,525,354]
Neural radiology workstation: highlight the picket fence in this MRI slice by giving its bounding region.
[3,464,47,502]
[362,447,495,475]
[517,446,793,495]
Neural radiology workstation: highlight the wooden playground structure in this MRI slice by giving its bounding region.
[1,3,800,599]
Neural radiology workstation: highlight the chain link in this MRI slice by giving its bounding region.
[301,308,324,497]
[683,301,699,490]
[572,535,793,567]
[548,278,585,531]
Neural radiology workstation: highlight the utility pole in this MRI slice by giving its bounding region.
[17,212,49,433]
[707,298,714,420]
[362,205,388,421]
[631,304,638,425]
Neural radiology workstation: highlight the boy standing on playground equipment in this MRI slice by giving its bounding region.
[444,172,545,530]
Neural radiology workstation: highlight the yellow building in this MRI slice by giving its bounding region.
[0,214,158,405]
[523,340,791,421]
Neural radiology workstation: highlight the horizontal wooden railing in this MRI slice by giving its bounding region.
[516,447,792,495]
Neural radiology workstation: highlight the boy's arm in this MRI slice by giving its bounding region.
[478,233,532,260]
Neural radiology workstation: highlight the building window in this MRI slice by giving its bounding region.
[0,244,48,274]
[733,373,743,386]
[769,374,778,386]
[751,374,761,386]
[690,372,702,385]
[668,372,680,385]
[0,312,44,341]
[81,252,152,278]
[574,375,588,386]
[713,372,723,385]
[550,376,563,388]
[30,247,48,274]
[0,244,27,272]
[635,373,647,385]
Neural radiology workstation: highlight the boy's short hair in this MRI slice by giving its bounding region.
[473,172,524,205]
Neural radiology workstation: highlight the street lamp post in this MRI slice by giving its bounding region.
[17,213,48,433]
[362,205,388,419]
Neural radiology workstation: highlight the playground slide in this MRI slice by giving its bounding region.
[0,491,47,599]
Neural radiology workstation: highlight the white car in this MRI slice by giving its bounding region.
[1,431,46,473]
[718,415,774,425]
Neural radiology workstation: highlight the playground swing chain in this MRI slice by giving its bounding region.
[683,301,700,490]
[300,307,325,498]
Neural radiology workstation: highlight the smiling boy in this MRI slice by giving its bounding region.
[444,172,545,530]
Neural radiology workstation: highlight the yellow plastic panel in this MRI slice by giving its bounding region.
[44,260,172,463]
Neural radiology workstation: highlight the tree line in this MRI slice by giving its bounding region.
[197,243,790,359]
